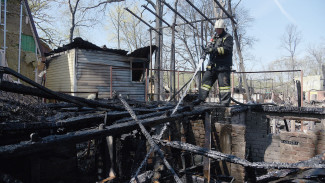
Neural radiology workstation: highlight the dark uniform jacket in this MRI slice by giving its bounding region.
[209,31,233,68]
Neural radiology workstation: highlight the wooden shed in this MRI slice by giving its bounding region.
[45,38,155,101]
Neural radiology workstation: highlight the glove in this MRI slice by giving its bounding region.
[206,62,212,71]
[203,44,213,53]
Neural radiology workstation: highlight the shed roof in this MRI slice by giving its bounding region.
[47,37,157,59]
[47,37,128,56]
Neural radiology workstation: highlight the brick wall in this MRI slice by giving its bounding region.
[245,111,270,162]
[230,124,246,183]
[189,110,247,183]
[279,131,317,163]
[188,108,324,182]
[316,131,325,154]
[190,119,205,147]
[264,135,281,163]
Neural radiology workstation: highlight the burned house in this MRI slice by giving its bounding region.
[0,66,325,183]
[1,1,325,183]
[45,38,155,101]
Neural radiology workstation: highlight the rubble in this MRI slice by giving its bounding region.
[1,66,325,183]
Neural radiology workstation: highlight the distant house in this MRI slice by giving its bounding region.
[45,38,155,101]
[0,0,45,82]
[298,67,325,101]
[302,75,323,91]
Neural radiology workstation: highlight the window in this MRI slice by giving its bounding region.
[21,34,36,52]
[132,61,145,82]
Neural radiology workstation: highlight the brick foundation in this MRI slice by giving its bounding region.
[279,131,317,163]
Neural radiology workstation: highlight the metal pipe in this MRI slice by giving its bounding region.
[213,0,237,24]
[172,24,176,101]
[0,0,2,25]
[159,0,195,28]
[301,70,303,107]
[142,5,173,29]
[145,68,148,102]
[124,8,161,35]
[150,29,153,100]
[110,66,112,98]
[234,70,302,74]
[177,71,179,98]
[3,0,7,59]
[18,1,23,81]
[199,22,204,97]
[231,72,234,97]
[185,0,214,25]
[155,16,232,30]
[157,34,161,101]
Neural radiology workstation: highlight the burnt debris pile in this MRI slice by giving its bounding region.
[1,66,325,183]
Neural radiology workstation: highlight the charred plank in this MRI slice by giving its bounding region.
[159,140,325,169]
[0,108,209,157]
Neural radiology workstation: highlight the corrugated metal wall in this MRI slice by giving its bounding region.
[46,50,75,93]
[76,49,145,101]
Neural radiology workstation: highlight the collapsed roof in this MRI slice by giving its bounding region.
[46,37,157,59]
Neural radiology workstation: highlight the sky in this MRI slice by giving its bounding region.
[243,0,325,70]
[80,0,325,71]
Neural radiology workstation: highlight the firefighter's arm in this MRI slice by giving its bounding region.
[206,62,213,71]
[213,36,233,56]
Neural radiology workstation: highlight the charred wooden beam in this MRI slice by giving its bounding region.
[130,171,154,183]
[159,140,325,169]
[117,94,183,183]
[0,112,127,133]
[256,169,297,182]
[115,111,166,124]
[0,107,209,158]
[0,72,177,112]
[0,105,189,136]
[0,67,125,110]
[266,115,322,122]
[0,81,57,99]
[115,106,191,124]
[262,106,325,115]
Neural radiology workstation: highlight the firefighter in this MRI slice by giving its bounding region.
[193,19,233,106]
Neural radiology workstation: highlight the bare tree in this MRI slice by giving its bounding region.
[174,0,215,76]
[28,0,64,47]
[67,0,81,43]
[281,24,302,78]
[227,0,254,101]
[84,0,124,11]
[307,43,325,75]
[107,3,124,49]
[29,0,125,46]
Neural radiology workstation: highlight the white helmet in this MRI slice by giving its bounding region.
[214,19,226,29]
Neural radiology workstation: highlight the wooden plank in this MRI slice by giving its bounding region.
[0,107,208,157]
[160,140,325,169]
[265,115,321,122]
